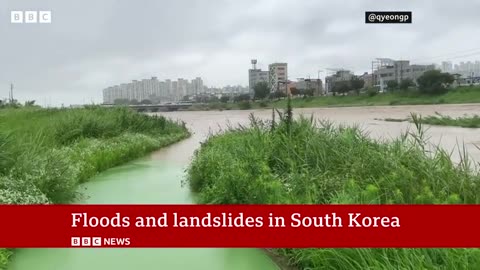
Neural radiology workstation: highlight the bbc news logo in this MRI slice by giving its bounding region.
[10,11,52,24]
[71,237,131,247]
[365,11,412,24]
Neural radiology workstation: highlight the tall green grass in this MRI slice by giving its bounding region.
[420,113,480,128]
[0,106,189,269]
[382,112,480,128]
[187,106,480,269]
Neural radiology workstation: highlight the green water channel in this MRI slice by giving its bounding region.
[8,150,279,269]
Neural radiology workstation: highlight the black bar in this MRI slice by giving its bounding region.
[365,11,412,24]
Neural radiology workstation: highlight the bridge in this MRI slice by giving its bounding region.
[102,102,194,112]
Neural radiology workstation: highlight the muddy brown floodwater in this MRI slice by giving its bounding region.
[154,103,480,165]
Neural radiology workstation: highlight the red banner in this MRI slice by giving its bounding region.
[0,204,478,248]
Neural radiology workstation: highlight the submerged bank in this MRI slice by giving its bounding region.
[186,106,480,269]
[0,106,190,269]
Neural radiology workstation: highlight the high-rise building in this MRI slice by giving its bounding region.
[102,77,206,104]
[268,63,288,93]
[171,81,178,101]
[192,77,204,95]
[449,60,480,78]
[441,61,453,73]
[177,78,188,99]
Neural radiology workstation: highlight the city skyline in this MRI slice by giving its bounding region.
[2,0,480,106]
[6,56,480,107]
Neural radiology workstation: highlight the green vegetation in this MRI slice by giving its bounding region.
[0,106,189,269]
[381,112,480,128]
[187,104,480,269]
[420,113,480,128]
[272,85,480,109]
[254,81,270,100]
[184,86,480,111]
[417,70,455,94]
[332,76,365,95]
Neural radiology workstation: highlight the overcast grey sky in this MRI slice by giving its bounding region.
[1,0,480,106]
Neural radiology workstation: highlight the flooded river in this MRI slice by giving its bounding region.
[8,104,479,270]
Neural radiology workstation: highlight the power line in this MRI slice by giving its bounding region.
[411,47,480,62]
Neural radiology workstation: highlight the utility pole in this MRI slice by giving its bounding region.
[10,83,14,103]
[371,61,375,87]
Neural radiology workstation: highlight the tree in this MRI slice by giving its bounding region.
[220,95,230,103]
[114,98,129,105]
[399,78,415,90]
[140,99,152,104]
[290,87,299,96]
[270,91,287,100]
[24,100,36,106]
[234,94,250,102]
[350,77,365,95]
[417,70,455,94]
[303,88,314,97]
[129,99,140,105]
[386,80,399,91]
[253,81,270,100]
[332,81,350,95]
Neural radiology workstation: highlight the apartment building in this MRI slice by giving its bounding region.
[248,59,269,95]
[373,59,435,91]
[102,76,204,104]
[295,78,323,96]
[191,77,204,95]
[447,61,480,78]
[269,63,288,92]
[248,69,269,94]
[325,70,354,93]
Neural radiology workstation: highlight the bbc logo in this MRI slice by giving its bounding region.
[11,11,52,24]
[71,237,102,247]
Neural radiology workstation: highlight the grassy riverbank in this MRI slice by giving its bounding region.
[0,106,189,269]
[187,107,480,269]
[186,85,480,111]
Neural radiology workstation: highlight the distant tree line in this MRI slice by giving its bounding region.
[328,70,456,97]
[0,100,38,109]
[385,70,455,94]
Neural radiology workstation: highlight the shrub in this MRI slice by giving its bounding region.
[0,249,12,270]
[238,101,252,110]
[366,88,378,97]
[259,100,269,108]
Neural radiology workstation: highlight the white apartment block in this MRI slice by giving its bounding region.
[449,61,480,78]
[102,76,204,104]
